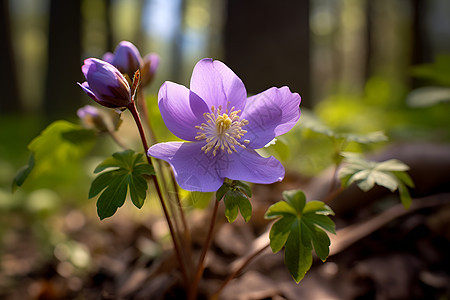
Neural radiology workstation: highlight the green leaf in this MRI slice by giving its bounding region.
[282,190,306,212]
[264,200,297,219]
[341,131,388,144]
[89,170,116,198]
[338,153,415,208]
[300,111,387,145]
[411,55,450,86]
[216,182,231,201]
[12,155,35,191]
[398,183,412,209]
[89,150,155,219]
[234,180,252,198]
[14,120,96,189]
[375,159,410,172]
[392,171,415,188]
[284,219,313,283]
[185,191,214,209]
[96,172,129,219]
[223,190,252,223]
[264,190,335,283]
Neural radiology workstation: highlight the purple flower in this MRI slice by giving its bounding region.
[147,58,301,192]
[78,58,132,108]
[77,105,107,131]
[103,41,143,80]
[77,104,100,119]
[141,53,160,86]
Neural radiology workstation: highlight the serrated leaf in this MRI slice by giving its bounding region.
[223,190,252,223]
[264,190,335,283]
[90,150,155,219]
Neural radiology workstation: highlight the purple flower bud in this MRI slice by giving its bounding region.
[102,52,114,64]
[77,104,100,119]
[141,53,160,86]
[77,105,108,131]
[78,58,132,108]
[110,41,143,80]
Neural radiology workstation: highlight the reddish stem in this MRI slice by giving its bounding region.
[127,102,189,287]
[188,199,220,300]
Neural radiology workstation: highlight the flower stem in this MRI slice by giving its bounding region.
[188,198,220,300]
[210,243,270,300]
[136,87,193,275]
[127,101,190,287]
[137,88,157,144]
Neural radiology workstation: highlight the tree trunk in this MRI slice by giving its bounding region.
[44,0,82,118]
[224,0,310,107]
[0,0,22,114]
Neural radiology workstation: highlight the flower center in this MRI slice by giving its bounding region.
[195,105,250,156]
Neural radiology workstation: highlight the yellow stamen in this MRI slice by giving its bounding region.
[195,104,250,156]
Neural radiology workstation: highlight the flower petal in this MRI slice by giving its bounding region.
[102,52,114,64]
[241,86,301,149]
[78,82,97,101]
[158,82,209,141]
[81,58,96,78]
[190,58,247,112]
[148,142,224,192]
[112,41,143,78]
[219,149,285,184]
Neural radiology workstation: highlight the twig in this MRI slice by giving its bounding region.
[210,243,271,300]
[328,193,450,256]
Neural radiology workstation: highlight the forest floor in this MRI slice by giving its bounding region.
[1,144,450,300]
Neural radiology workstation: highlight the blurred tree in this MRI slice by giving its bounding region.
[0,0,22,113]
[411,0,433,87]
[224,0,310,107]
[44,0,82,118]
[105,0,114,51]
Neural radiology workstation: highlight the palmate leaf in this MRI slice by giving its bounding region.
[264,190,335,283]
[89,150,155,220]
[217,180,253,223]
[338,152,415,208]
